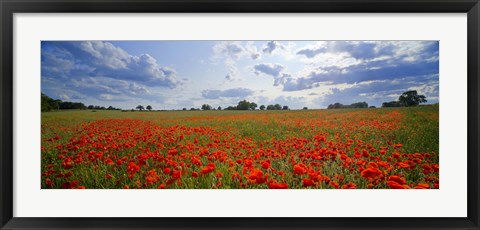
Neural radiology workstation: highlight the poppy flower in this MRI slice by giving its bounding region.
[172,170,182,180]
[341,182,357,189]
[388,175,406,185]
[268,182,288,189]
[414,183,430,189]
[192,172,199,178]
[293,163,308,175]
[387,180,410,189]
[163,168,171,175]
[302,178,315,187]
[360,168,382,179]
[261,161,271,169]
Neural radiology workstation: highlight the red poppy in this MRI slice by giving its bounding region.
[268,182,288,189]
[172,170,182,179]
[341,182,357,189]
[302,178,315,187]
[360,168,382,179]
[387,180,409,189]
[192,172,199,178]
[388,175,406,185]
[293,163,308,175]
[45,178,53,188]
[261,161,271,169]
[163,168,171,175]
[414,183,430,189]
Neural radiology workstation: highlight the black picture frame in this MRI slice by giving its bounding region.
[1,0,479,229]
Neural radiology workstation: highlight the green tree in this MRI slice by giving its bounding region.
[259,105,266,110]
[237,100,250,110]
[146,105,152,111]
[136,105,144,111]
[201,104,212,110]
[249,102,258,110]
[382,101,402,108]
[41,93,59,112]
[398,90,427,106]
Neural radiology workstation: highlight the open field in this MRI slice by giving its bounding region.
[41,106,439,189]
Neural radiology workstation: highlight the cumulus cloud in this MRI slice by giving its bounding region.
[213,41,262,81]
[213,42,245,60]
[42,41,183,89]
[201,88,254,99]
[262,41,284,54]
[254,63,285,77]
[280,41,439,92]
[321,75,439,107]
[296,41,395,60]
[296,46,327,58]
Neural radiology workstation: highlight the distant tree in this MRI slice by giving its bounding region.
[282,105,289,110]
[259,105,266,110]
[136,105,144,111]
[146,105,152,111]
[107,106,114,110]
[369,106,376,108]
[190,108,196,111]
[237,100,251,110]
[41,93,59,112]
[249,102,258,110]
[87,105,95,110]
[182,108,187,111]
[382,101,402,108]
[59,101,87,110]
[327,103,344,109]
[350,102,368,108]
[303,107,308,110]
[274,104,282,110]
[217,106,222,110]
[398,90,427,107]
[225,106,237,110]
[201,104,212,110]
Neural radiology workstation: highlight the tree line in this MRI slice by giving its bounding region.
[41,93,121,112]
[381,90,427,107]
[327,102,370,109]
[327,90,428,109]
[194,100,294,111]
[42,90,429,112]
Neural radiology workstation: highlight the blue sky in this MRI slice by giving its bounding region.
[41,40,439,110]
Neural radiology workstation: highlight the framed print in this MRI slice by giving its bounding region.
[1,0,479,229]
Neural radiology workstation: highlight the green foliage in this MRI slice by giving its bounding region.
[42,93,90,111]
[382,90,427,108]
[398,90,427,107]
[382,101,402,108]
[327,102,368,109]
[201,104,212,110]
[41,93,59,112]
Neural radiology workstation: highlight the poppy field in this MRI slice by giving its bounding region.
[41,106,439,189]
